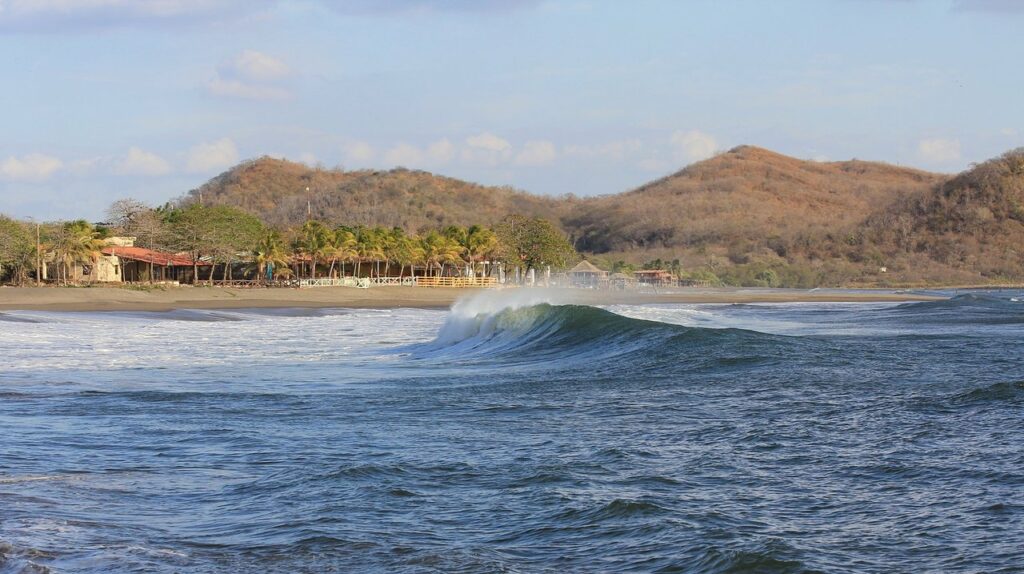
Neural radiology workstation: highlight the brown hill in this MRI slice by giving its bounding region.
[181,147,1024,286]
[564,145,944,254]
[865,148,1024,283]
[184,156,564,231]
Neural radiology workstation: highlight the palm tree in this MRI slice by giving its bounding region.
[421,231,462,277]
[252,230,291,284]
[463,224,498,277]
[355,227,385,278]
[327,228,357,278]
[50,220,104,285]
[295,220,331,279]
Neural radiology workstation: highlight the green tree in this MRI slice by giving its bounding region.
[420,231,462,277]
[355,227,385,278]
[0,216,35,285]
[294,220,331,279]
[328,228,358,278]
[495,215,577,274]
[166,204,263,284]
[252,230,291,283]
[49,220,105,285]
[460,224,498,276]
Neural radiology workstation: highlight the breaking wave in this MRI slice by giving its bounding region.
[409,289,787,366]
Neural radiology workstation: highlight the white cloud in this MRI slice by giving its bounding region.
[1000,127,1018,137]
[466,131,511,152]
[384,143,425,167]
[462,131,512,165]
[186,138,239,173]
[917,138,961,165]
[563,139,641,161]
[0,153,63,181]
[669,130,718,164]
[114,147,171,176]
[343,141,375,164]
[208,50,292,101]
[426,138,455,163]
[514,140,557,166]
[231,49,289,81]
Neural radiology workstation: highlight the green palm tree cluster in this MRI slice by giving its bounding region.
[275,222,502,279]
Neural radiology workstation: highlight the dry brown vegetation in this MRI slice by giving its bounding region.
[180,147,1024,287]
[184,157,564,232]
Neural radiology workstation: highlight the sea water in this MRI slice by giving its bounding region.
[1,291,1022,572]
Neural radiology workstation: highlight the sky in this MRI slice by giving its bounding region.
[1,0,1022,221]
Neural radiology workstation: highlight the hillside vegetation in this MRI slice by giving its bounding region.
[180,146,1024,287]
[185,157,564,231]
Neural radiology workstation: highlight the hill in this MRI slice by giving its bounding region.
[179,147,1024,286]
[864,148,1024,284]
[184,156,565,231]
[565,145,943,252]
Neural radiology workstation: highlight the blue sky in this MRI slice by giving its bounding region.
[1,0,1022,220]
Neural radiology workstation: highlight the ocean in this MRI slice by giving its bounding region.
[1,290,1022,573]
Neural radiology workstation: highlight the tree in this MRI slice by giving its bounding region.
[0,216,34,285]
[165,204,262,284]
[49,220,105,285]
[420,231,462,277]
[252,230,291,283]
[495,215,577,274]
[393,233,423,278]
[106,198,150,232]
[294,220,331,279]
[327,228,357,278]
[355,227,385,278]
[463,224,498,276]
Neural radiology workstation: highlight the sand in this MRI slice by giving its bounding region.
[0,285,944,313]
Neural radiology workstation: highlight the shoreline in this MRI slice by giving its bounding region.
[0,285,947,313]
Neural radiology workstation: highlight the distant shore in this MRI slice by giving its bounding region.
[0,285,947,313]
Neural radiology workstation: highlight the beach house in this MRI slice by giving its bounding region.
[567,260,608,288]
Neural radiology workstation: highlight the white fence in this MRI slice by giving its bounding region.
[298,277,370,289]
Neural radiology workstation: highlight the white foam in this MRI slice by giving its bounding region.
[434,287,578,345]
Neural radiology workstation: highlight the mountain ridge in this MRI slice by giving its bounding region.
[180,145,1024,286]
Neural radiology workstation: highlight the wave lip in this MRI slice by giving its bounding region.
[409,290,781,368]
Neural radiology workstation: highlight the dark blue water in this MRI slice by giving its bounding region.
[1,292,1022,572]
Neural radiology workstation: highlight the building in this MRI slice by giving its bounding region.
[46,236,210,284]
[567,260,608,288]
[101,242,209,283]
[634,269,676,286]
[609,272,638,290]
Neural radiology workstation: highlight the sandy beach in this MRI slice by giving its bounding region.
[0,285,944,313]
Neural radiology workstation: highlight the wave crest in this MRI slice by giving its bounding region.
[411,289,779,366]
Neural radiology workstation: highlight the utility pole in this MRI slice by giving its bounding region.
[306,187,311,220]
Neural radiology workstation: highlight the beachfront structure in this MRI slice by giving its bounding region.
[609,272,638,290]
[45,236,210,284]
[634,269,676,286]
[567,260,608,288]
[101,243,210,284]
[43,236,130,283]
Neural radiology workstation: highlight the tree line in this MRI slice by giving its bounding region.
[0,198,577,285]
